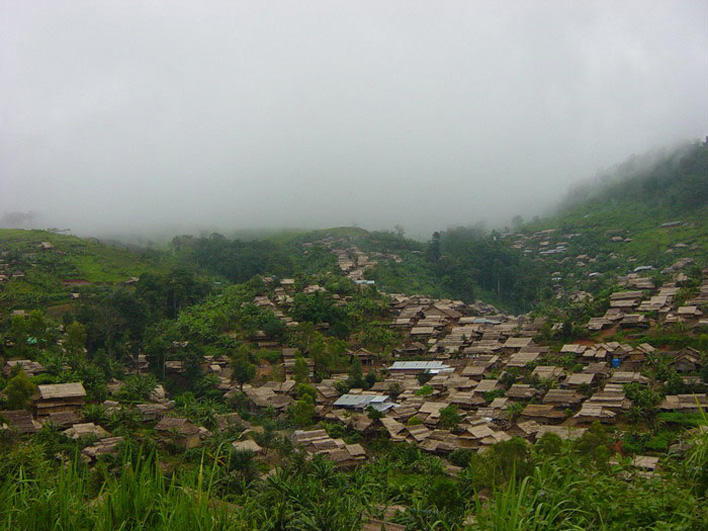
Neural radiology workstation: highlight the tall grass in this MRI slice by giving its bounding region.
[1,423,706,530]
[0,449,234,531]
[470,413,708,530]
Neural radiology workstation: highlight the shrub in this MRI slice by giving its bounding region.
[449,448,475,468]
[5,370,37,409]
[416,372,433,386]
[415,385,433,396]
[439,405,462,429]
[535,432,563,456]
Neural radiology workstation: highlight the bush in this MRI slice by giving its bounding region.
[416,372,433,386]
[118,374,158,402]
[427,478,463,516]
[4,370,37,409]
[535,432,563,456]
[439,405,461,429]
[414,385,433,396]
[449,448,475,468]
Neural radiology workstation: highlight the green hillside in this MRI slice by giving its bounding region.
[0,229,171,308]
[364,142,707,312]
[527,140,707,265]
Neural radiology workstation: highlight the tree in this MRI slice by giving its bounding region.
[64,321,87,359]
[387,382,403,398]
[366,405,383,420]
[347,358,364,389]
[365,370,376,390]
[291,395,315,427]
[427,231,441,262]
[5,370,37,409]
[262,316,286,341]
[27,310,47,341]
[230,346,256,391]
[6,315,29,357]
[417,372,433,386]
[294,356,310,384]
[439,404,461,429]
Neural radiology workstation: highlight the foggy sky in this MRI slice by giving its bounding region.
[1,1,706,239]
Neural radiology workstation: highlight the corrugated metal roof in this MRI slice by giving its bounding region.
[333,393,393,410]
[388,361,450,370]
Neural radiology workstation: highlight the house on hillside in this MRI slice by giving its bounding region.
[35,383,86,418]
[333,393,395,412]
[1,410,40,434]
[154,417,200,449]
[671,348,703,373]
[388,361,453,375]
[4,359,46,377]
[520,404,566,424]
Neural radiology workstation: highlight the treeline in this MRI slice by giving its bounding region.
[367,227,552,313]
[172,233,295,283]
[434,227,552,312]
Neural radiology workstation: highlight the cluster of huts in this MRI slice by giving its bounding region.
[2,240,705,476]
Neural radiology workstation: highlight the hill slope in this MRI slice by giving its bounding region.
[364,141,707,312]
[0,229,170,308]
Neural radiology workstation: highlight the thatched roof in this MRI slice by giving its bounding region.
[37,382,86,400]
[2,409,40,434]
[154,417,199,435]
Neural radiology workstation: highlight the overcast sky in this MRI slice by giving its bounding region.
[1,1,706,239]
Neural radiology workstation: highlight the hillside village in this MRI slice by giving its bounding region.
[3,239,706,480]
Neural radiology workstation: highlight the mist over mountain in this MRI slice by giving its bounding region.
[1,1,706,240]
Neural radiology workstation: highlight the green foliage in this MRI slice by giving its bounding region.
[387,382,403,398]
[427,477,463,517]
[366,406,384,420]
[449,448,475,468]
[346,358,364,389]
[118,374,158,402]
[229,345,256,390]
[295,383,317,402]
[484,388,506,403]
[5,370,37,409]
[293,356,309,384]
[5,315,30,358]
[290,395,315,427]
[291,291,351,338]
[439,405,462,429]
[573,422,612,466]
[416,372,433,386]
[473,443,707,530]
[64,320,87,359]
[535,432,564,457]
[415,384,433,396]
[175,232,294,283]
[657,411,703,427]
[461,438,532,494]
[624,382,662,425]
[0,229,172,308]
[506,402,524,422]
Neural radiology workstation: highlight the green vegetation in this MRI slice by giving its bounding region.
[0,229,171,307]
[0,420,705,530]
[4,370,36,409]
